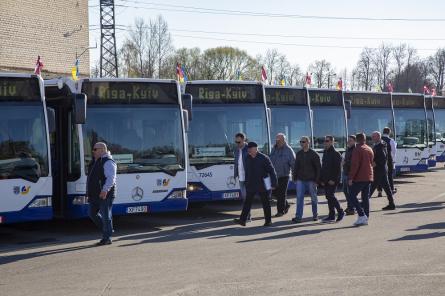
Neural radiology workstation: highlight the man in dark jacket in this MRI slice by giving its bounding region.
[369,132,396,210]
[234,142,278,226]
[343,135,356,215]
[380,127,397,194]
[270,133,295,217]
[292,136,321,223]
[234,132,250,220]
[87,142,117,246]
[320,135,344,223]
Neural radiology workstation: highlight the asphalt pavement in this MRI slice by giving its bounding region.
[1,168,445,296]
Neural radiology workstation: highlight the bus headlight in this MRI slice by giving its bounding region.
[168,190,186,199]
[187,184,203,192]
[29,197,52,208]
[72,196,88,205]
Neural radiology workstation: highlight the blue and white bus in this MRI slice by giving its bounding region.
[265,86,312,152]
[308,89,348,155]
[392,93,429,173]
[433,96,445,162]
[344,91,395,146]
[45,78,188,219]
[0,74,52,224]
[425,95,437,167]
[184,81,271,202]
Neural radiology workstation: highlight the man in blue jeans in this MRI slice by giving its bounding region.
[292,136,321,223]
[342,135,356,215]
[87,142,117,246]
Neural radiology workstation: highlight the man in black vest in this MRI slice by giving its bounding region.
[234,142,278,226]
[87,142,117,245]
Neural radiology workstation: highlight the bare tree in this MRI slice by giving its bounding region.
[263,49,280,84]
[287,64,303,86]
[154,15,173,78]
[392,44,407,90]
[427,48,445,92]
[354,47,375,91]
[373,43,393,90]
[308,59,332,88]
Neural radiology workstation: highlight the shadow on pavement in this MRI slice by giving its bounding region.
[389,222,445,242]
[384,201,445,216]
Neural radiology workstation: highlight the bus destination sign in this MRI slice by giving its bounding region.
[265,88,306,105]
[344,92,391,108]
[392,94,425,108]
[186,83,263,104]
[0,77,40,101]
[308,90,343,106]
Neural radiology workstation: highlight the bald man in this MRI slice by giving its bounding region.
[270,133,295,217]
[87,142,117,245]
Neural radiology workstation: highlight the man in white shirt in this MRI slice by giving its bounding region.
[234,132,249,220]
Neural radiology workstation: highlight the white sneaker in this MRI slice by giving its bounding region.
[353,215,368,226]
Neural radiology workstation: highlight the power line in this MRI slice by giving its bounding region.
[88,24,445,42]
[114,0,445,22]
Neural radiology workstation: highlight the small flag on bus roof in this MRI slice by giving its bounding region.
[305,72,312,87]
[336,78,343,90]
[432,88,437,97]
[387,82,394,93]
[176,62,185,83]
[280,79,285,86]
[408,87,413,93]
[423,85,430,95]
[34,56,43,76]
[261,66,267,82]
[72,59,79,81]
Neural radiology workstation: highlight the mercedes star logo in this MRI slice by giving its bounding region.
[226,176,236,189]
[131,186,144,201]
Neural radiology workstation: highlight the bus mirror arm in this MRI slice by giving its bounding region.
[182,93,193,121]
[182,110,190,132]
[73,93,87,124]
[46,107,56,133]
[345,100,352,119]
[267,107,272,124]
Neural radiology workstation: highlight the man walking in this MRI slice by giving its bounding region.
[270,133,295,217]
[320,136,344,223]
[234,132,250,220]
[292,136,321,223]
[87,142,117,245]
[343,135,356,215]
[234,142,278,227]
[370,131,396,210]
[348,133,374,226]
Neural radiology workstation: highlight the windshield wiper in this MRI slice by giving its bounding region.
[125,163,182,176]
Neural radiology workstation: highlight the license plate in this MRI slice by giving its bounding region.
[223,192,240,199]
[400,167,410,172]
[126,205,148,214]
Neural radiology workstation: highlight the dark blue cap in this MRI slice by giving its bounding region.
[247,141,258,148]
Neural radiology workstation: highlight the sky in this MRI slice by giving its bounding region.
[88,0,445,75]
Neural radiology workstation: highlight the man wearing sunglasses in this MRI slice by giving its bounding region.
[87,142,117,246]
[292,136,321,223]
[234,132,250,221]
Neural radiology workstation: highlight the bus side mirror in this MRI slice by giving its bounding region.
[46,107,56,133]
[182,110,190,132]
[345,100,352,119]
[182,93,193,121]
[73,93,87,124]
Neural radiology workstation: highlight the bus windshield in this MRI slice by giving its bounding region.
[394,108,427,148]
[348,107,394,146]
[312,106,346,151]
[83,106,185,174]
[270,106,311,152]
[434,109,445,143]
[188,104,268,165]
[0,104,49,182]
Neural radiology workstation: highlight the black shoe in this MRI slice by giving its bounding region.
[382,204,396,211]
[377,192,383,198]
[96,239,112,246]
[233,218,246,226]
[313,216,319,221]
[292,217,302,224]
[322,216,336,223]
[284,203,291,214]
[344,208,355,216]
[263,221,272,227]
[336,210,345,222]
[274,212,284,217]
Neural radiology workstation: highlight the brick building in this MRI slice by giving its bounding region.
[0,0,90,77]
